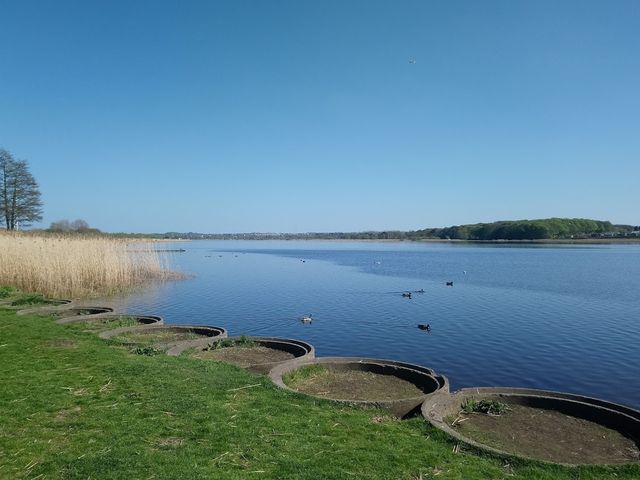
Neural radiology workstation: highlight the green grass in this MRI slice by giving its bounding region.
[283,363,326,385]
[130,345,164,356]
[204,335,257,351]
[0,285,18,298]
[461,398,511,416]
[1,308,639,479]
[9,293,55,306]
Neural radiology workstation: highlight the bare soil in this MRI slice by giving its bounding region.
[286,367,424,401]
[450,404,640,464]
[193,345,294,368]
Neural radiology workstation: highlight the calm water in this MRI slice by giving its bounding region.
[97,241,640,409]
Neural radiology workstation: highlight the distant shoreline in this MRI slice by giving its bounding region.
[165,237,640,245]
[109,217,639,243]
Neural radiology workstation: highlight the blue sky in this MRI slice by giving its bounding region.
[1,1,638,233]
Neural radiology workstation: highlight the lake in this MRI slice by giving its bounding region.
[98,240,640,409]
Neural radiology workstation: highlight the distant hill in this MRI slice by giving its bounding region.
[109,218,639,241]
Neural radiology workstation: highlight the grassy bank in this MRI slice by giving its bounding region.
[0,232,174,298]
[1,308,638,479]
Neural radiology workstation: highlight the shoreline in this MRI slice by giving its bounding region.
[172,237,640,245]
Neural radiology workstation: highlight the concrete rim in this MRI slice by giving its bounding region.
[421,387,640,466]
[99,323,227,350]
[168,335,315,373]
[54,307,116,324]
[15,299,74,316]
[269,357,449,418]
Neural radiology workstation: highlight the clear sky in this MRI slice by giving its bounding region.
[1,1,638,233]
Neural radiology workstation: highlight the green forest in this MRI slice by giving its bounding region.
[414,218,629,241]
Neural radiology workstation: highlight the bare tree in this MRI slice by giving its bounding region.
[71,219,90,231]
[49,219,71,232]
[0,149,43,230]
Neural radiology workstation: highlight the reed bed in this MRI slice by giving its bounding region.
[0,232,177,298]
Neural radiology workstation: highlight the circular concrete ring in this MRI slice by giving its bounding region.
[421,387,640,466]
[168,336,315,374]
[270,357,449,418]
[54,307,121,324]
[16,299,74,316]
[100,323,227,351]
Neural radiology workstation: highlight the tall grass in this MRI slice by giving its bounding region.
[0,232,177,298]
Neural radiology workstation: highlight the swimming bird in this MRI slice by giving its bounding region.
[446,281,454,287]
[301,315,313,324]
[418,324,431,331]
[402,292,412,299]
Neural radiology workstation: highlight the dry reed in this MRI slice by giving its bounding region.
[0,232,177,298]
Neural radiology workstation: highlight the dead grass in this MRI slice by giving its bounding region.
[451,403,640,464]
[156,437,184,448]
[0,231,178,298]
[284,366,425,401]
[192,345,295,367]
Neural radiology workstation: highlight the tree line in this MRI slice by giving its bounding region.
[413,218,626,241]
[48,218,102,235]
[145,218,637,241]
